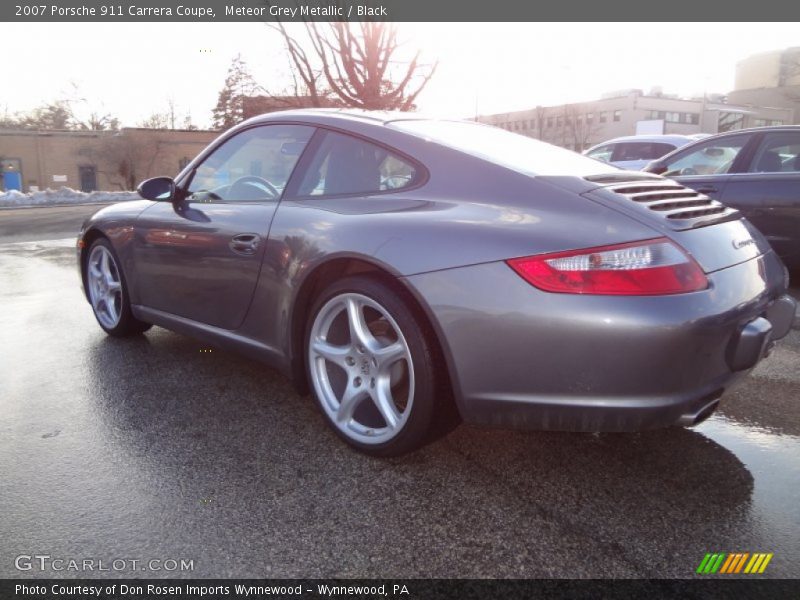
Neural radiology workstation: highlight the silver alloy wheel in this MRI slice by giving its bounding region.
[87,245,123,329]
[309,292,415,445]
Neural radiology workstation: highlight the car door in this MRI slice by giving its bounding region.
[661,133,756,201]
[132,123,315,330]
[718,130,800,267]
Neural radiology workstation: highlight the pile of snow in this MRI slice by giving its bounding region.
[0,187,140,208]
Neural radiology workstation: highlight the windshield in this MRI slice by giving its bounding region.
[389,119,616,177]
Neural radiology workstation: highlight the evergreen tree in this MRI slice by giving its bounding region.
[212,54,259,130]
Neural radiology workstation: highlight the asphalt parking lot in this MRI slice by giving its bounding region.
[1,204,799,578]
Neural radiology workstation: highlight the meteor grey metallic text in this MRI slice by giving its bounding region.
[77,110,796,456]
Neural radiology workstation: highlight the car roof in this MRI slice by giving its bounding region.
[589,134,697,147]
[659,124,800,157]
[242,108,448,127]
[690,124,800,140]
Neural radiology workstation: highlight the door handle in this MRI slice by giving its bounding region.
[696,186,718,195]
[229,233,261,255]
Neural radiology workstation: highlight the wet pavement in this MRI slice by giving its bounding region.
[1,205,799,578]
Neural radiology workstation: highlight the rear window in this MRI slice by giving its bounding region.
[612,142,676,162]
[389,120,616,177]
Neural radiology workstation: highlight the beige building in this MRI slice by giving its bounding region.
[728,47,800,124]
[0,127,218,193]
[478,89,794,152]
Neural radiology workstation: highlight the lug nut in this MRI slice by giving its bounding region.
[345,356,355,366]
[354,377,362,387]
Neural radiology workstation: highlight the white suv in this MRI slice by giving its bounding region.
[584,135,696,170]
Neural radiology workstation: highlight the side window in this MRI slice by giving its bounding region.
[663,135,748,176]
[187,124,314,202]
[748,132,800,173]
[296,131,418,197]
[650,143,677,159]
[586,144,614,162]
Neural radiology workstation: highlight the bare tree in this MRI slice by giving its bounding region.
[182,112,198,130]
[137,112,171,129]
[80,112,120,131]
[267,22,329,108]
[534,106,547,141]
[78,133,163,190]
[267,21,437,111]
[15,102,74,129]
[0,98,118,131]
[564,104,601,152]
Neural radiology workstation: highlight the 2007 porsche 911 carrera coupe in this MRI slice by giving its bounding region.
[77,110,797,456]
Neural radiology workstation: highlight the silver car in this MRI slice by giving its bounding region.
[78,110,796,456]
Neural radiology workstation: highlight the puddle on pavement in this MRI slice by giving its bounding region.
[0,237,77,267]
[697,414,800,553]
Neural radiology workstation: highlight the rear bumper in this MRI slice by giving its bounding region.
[405,251,796,432]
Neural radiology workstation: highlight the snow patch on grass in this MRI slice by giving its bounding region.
[0,187,140,208]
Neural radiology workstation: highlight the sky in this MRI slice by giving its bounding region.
[3,22,798,129]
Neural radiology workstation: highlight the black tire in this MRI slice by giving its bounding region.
[305,275,454,457]
[84,238,151,337]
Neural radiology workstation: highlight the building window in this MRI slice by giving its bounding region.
[613,110,622,122]
[665,112,681,123]
[586,113,594,123]
[718,112,745,132]
[770,120,784,126]
[599,112,607,123]
[547,117,554,128]
[683,113,700,125]
[556,116,563,128]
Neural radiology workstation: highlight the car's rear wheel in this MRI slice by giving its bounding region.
[85,238,151,337]
[306,276,440,456]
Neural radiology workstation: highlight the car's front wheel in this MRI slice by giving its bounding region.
[306,276,442,456]
[85,238,151,337]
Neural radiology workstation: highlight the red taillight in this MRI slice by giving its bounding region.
[507,238,708,295]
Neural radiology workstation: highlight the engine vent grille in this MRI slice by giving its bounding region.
[601,179,737,224]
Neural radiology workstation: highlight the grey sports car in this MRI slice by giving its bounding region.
[78,110,796,456]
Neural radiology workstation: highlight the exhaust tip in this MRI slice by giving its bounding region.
[678,392,723,427]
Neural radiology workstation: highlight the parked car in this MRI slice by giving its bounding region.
[644,126,800,270]
[78,111,796,456]
[584,135,696,170]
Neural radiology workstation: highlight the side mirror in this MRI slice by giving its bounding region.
[137,177,176,201]
[644,160,667,175]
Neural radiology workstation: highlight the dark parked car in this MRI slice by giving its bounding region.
[78,110,796,456]
[644,126,800,270]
